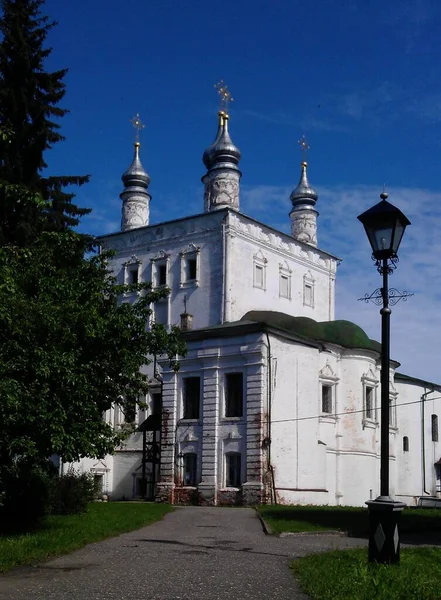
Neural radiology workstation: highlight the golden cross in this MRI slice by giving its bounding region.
[130,113,145,143]
[214,80,234,113]
[298,135,310,162]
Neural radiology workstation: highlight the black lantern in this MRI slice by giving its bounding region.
[357,193,411,261]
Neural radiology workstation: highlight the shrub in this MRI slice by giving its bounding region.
[51,468,100,515]
[0,464,54,533]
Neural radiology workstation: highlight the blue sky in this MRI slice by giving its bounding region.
[42,0,441,382]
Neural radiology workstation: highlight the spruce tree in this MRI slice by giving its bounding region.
[0,0,89,246]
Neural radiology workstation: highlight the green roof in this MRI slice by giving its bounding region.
[242,311,381,353]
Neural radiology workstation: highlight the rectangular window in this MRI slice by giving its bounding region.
[128,269,138,285]
[183,377,200,419]
[432,414,439,442]
[389,398,396,427]
[186,258,197,281]
[255,265,264,288]
[322,385,332,413]
[158,263,167,286]
[226,453,241,488]
[151,393,162,416]
[280,274,289,298]
[365,386,374,419]
[304,283,313,306]
[154,301,168,326]
[183,453,197,486]
[225,373,243,417]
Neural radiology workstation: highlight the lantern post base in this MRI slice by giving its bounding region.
[366,497,406,564]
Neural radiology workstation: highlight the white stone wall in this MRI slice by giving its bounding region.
[394,382,441,504]
[159,331,266,504]
[101,211,226,330]
[225,212,337,323]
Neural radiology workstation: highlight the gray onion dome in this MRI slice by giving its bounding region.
[122,142,151,190]
[290,161,318,207]
[202,111,241,172]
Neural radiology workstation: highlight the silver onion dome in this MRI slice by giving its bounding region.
[202,111,241,172]
[290,161,318,207]
[121,142,151,189]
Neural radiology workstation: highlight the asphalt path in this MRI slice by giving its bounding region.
[0,506,367,600]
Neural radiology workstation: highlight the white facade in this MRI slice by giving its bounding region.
[72,109,441,507]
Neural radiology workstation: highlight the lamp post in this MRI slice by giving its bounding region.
[357,192,411,564]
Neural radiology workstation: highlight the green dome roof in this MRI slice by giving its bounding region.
[242,311,380,352]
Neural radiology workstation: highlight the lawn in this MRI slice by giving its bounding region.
[293,547,441,600]
[257,504,441,536]
[0,502,173,573]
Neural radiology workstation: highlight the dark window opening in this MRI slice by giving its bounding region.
[183,453,197,486]
[128,268,138,285]
[365,386,374,419]
[432,414,439,442]
[123,400,136,424]
[322,385,332,413]
[226,453,241,488]
[183,377,200,419]
[151,393,162,416]
[225,373,243,417]
[403,436,409,452]
[187,257,197,281]
[158,264,167,286]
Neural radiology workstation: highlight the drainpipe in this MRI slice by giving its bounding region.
[421,388,433,496]
[264,331,276,504]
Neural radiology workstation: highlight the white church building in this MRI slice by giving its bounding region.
[77,92,441,507]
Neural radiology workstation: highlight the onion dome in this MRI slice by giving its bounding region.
[121,142,151,191]
[202,111,241,172]
[290,161,318,207]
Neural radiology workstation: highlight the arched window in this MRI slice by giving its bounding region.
[403,436,409,452]
[432,415,439,442]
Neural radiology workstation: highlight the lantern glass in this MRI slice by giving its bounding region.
[358,199,410,260]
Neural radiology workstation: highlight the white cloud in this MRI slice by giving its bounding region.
[243,182,441,384]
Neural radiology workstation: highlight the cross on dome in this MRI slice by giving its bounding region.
[214,80,234,114]
[130,113,145,143]
[298,134,310,164]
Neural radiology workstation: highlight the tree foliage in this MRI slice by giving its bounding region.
[0,0,89,246]
[0,0,187,525]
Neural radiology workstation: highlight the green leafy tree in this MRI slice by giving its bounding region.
[0,229,186,523]
[0,0,187,528]
[0,0,89,246]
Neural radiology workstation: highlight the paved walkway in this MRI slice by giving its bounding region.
[0,507,367,600]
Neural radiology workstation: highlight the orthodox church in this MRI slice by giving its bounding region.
[77,85,441,507]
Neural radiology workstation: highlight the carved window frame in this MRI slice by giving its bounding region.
[253,250,267,290]
[180,244,201,288]
[279,261,292,300]
[123,255,142,293]
[151,250,171,290]
[361,368,379,428]
[303,271,315,308]
[319,362,339,423]
[389,382,398,431]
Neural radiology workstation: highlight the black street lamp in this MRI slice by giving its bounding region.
[357,192,411,564]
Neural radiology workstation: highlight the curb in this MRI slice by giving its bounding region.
[255,510,274,535]
[279,530,346,537]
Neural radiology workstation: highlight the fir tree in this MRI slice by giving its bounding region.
[0,0,89,245]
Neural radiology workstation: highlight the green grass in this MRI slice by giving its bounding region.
[293,547,441,600]
[0,502,173,573]
[258,505,441,535]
